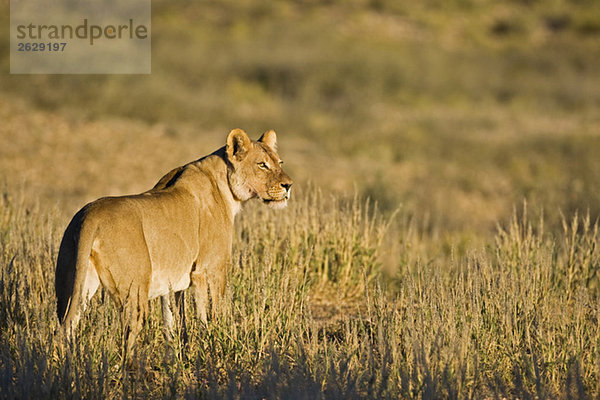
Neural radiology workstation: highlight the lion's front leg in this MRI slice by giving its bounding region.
[207,264,227,319]
[160,295,175,341]
[190,270,208,323]
[190,256,227,322]
[161,291,188,344]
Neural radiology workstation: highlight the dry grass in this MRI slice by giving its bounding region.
[1,182,599,399]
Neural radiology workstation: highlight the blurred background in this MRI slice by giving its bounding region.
[1,0,600,240]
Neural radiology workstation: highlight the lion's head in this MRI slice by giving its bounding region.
[226,129,293,209]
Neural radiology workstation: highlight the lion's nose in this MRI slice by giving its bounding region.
[281,183,292,192]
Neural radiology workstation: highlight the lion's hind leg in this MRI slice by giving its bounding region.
[120,284,149,367]
[56,211,101,334]
[58,252,101,335]
[70,259,101,330]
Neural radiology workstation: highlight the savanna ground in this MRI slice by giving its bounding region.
[1,0,600,398]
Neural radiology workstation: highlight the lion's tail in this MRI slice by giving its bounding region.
[55,207,97,329]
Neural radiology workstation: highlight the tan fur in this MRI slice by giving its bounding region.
[55,129,292,354]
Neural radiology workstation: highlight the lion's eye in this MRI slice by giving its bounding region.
[258,162,269,170]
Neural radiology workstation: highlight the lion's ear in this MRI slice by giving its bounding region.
[258,130,277,151]
[226,129,252,161]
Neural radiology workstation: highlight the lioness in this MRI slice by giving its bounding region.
[55,129,292,354]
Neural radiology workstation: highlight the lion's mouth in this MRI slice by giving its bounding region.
[261,188,290,209]
[262,198,289,209]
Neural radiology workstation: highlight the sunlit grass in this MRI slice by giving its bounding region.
[2,0,600,235]
[1,187,598,398]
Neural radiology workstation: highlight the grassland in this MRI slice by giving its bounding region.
[1,0,600,398]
